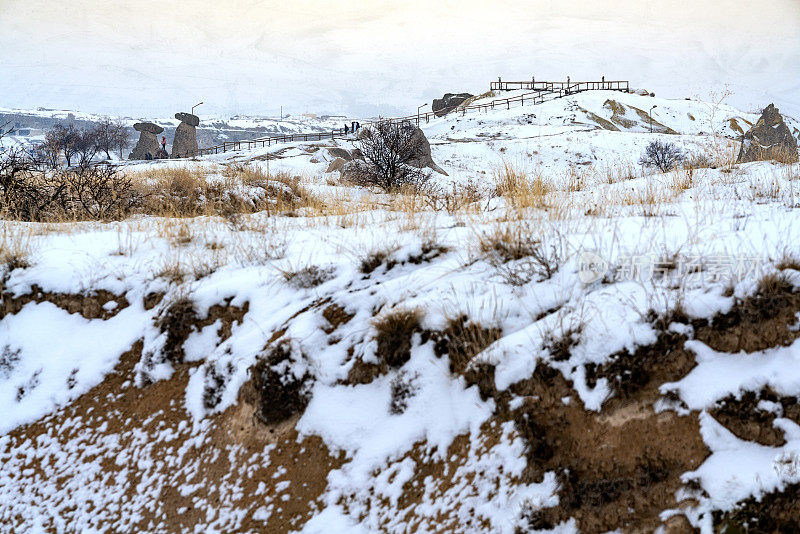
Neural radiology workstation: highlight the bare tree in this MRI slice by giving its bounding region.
[74,128,99,166]
[93,118,130,159]
[45,124,80,167]
[639,140,684,172]
[351,120,430,191]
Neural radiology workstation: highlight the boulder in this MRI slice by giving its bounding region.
[737,104,798,163]
[129,122,163,160]
[174,112,200,127]
[326,157,347,173]
[134,122,164,135]
[432,92,473,117]
[172,112,199,158]
[327,147,353,161]
[406,126,447,175]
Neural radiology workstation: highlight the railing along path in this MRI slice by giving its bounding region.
[194,78,630,157]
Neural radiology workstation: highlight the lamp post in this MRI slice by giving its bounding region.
[649,105,657,133]
[192,102,203,116]
[417,103,428,126]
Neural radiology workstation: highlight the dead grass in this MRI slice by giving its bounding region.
[128,166,316,218]
[494,162,550,210]
[373,307,422,368]
[478,223,540,264]
[0,228,31,282]
[776,252,800,271]
[389,371,419,415]
[428,315,502,375]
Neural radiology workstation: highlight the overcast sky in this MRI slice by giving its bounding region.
[1,0,799,119]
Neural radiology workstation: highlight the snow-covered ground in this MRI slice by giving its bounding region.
[2,90,800,533]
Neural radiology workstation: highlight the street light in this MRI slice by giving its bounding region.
[192,101,203,116]
[649,105,657,133]
[417,102,428,125]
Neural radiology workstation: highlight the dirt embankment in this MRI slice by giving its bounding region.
[3,275,800,532]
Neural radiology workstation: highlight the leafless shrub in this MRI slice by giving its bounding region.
[640,140,684,172]
[203,360,235,410]
[62,162,142,220]
[0,345,22,380]
[350,120,431,191]
[156,296,199,363]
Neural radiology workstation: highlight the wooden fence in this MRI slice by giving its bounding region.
[193,78,630,157]
[489,77,629,93]
[196,130,346,156]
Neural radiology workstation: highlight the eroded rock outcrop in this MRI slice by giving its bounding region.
[737,104,798,164]
[129,122,163,160]
[406,126,447,175]
[172,113,199,158]
[432,92,473,117]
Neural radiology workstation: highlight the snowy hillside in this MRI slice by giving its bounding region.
[0,105,358,154]
[2,90,800,533]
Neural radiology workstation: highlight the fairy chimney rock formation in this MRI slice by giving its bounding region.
[172,112,200,158]
[737,104,798,164]
[129,122,164,160]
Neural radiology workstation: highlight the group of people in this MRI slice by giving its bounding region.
[145,136,169,160]
[343,121,361,135]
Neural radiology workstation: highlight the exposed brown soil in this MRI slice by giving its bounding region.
[504,363,707,533]
[4,339,342,533]
[346,355,387,385]
[157,297,250,362]
[694,282,800,353]
[6,275,800,532]
[322,302,355,334]
[713,482,800,533]
[585,329,694,399]
[0,284,129,319]
[709,389,800,447]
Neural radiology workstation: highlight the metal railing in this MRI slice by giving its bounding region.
[191,78,630,157]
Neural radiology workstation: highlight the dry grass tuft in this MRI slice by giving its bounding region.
[776,252,800,272]
[373,307,422,368]
[429,315,502,375]
[129,166,317,218]
[494,162,550,210]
